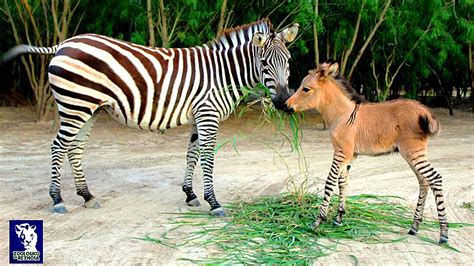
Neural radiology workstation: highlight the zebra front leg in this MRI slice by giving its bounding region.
[334,165,350,226]
[313,153,345,229]
[182,124,201,207]
[196,115,224,216]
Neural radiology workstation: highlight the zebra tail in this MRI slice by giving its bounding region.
[1,45,58,65]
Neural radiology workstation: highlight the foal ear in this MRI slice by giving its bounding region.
[252,32,267,47]
[326,62,339,78]
[277,23,299,42]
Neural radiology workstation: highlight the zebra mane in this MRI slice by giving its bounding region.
[206,18,273,49]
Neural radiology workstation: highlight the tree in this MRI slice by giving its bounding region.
[2,0,80,121]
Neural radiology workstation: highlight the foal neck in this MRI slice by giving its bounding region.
[319,81,356,128]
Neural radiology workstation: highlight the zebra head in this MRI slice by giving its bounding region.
[253,23,299,113]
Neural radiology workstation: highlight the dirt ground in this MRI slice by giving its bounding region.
[0,105,473,264]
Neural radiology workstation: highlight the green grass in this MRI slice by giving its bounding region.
[138,193,473,264]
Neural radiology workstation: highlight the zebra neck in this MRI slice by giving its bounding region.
[192,43,261,120]
[206,41,260,89]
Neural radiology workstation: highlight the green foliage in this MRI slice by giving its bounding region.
[1,0,471,106]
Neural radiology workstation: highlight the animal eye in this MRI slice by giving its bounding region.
[302,87,310,92]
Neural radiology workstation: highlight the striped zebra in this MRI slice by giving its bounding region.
[2,19,299,216]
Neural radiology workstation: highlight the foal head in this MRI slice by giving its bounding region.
[286,62,363,112]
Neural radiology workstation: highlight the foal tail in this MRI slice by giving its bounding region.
[418,112,440,136]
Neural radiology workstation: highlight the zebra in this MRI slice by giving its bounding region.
[2,19,299,216]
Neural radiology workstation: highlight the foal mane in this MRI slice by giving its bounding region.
[312,65,365,104]
[334,74,365,104]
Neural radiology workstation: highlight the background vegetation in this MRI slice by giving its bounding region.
[1,0,473,120]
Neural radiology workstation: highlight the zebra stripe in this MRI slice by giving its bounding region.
[1,19,299,214]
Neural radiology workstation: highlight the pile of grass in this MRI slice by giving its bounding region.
[139,193,471,264]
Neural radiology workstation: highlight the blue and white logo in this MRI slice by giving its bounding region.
[9,220,43,264]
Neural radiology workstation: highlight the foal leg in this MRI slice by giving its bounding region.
[182,124,201,207]
[404,148,448,244]
[335,165,351,226]
[408,172,429,236]
[68,112,100,209]
[313,153,347,229]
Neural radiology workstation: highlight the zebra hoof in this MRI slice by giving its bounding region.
[52,203,67,214]
[333,220,343,226]
[408,228,418,236]
[439,236,449,244]
[84,197,100,209]
[210,207,225,217]
[187,198,201,207]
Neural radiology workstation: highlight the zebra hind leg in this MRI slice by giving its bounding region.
[50,134,69,213]
[50,114,94,213]
[182,125,201,207]
[68,112,100,209]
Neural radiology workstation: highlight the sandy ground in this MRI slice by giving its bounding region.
[0,106,473,264]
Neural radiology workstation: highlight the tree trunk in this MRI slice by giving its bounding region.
[348,0,392,80]
[470,42,473,112]
[4,0,79,121]
[313,0,319,66]
[340,0,366,76]
[147,0,155,47]
[158,0,169,48]
[216,0,228,36]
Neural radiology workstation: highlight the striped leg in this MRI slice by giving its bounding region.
[335,165,351,226]
[412,156,448,244]
[50,112,96,213]
[408,172,429,236]
[195,111,224,216]
[182,124,201,207]
[50,136,69,213]
[313,153,346,229]
[67,112,100,209]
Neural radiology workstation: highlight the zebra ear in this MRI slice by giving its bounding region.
[252,32,267,47]
[278,23,299,42]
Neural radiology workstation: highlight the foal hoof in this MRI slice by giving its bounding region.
[210,207,225,217]
[439,236,449,244]
[408,228,418,236]
[187,198,201,207]
[311,220,322,230]
[52,203,67,214]
[84,197,100,209]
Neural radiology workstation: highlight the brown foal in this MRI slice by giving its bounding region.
[286,62,448,244]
